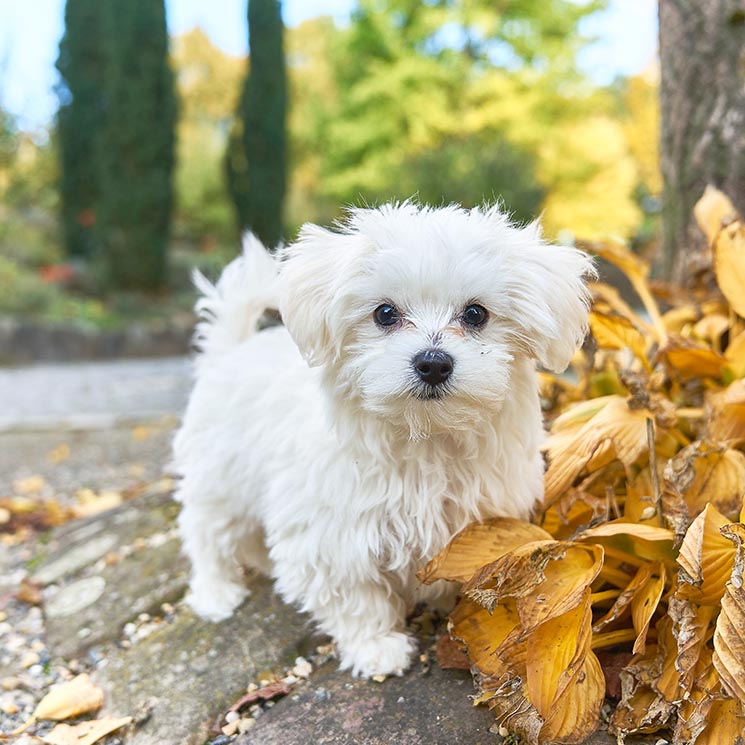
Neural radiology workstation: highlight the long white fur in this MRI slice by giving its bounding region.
[173,202,594,677]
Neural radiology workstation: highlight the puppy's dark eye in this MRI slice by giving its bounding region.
[374,303,400,327]
[463,304,488,327]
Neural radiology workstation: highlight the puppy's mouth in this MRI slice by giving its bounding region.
[412,384,450,401]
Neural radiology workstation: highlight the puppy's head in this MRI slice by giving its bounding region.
[280,203,593,437]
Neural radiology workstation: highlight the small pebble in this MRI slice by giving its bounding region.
[498,724,510,737]
[291,657,312,678]
[281,674,299,685]
[225,710,239,724]
[246,682,258,693]
[2,700,19,715]
[265,700,275,709]
[28,665,43,677]
[20,652,40,669]
[371,674,387,683]
[221,720,239,736]
[1,677,21,691]
[238,717,256,733]
[396,696,405,704]
[315,643,335,656]
[30,640,45,653]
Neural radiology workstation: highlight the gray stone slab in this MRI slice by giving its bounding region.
[97,574,318,745]
[238,662,499,745]
[36,490,188,659]
[0,356,191,431]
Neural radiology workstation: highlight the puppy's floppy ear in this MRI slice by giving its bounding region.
[279,223,371,366]
[506,223,595,373]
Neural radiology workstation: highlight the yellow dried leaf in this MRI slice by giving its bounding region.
[693,312,730,345]
[593,562,653,632]
[577,521,675,565]
[677,504,736,605]
[667,597,717,698]
[691,698,745,745]
[661,336,727,380]
[664,440,745,520]
[706,380,745,444]
[694,184,737,246]
[662,305,699,335]
[527,590,605,743]
[448,596,522,681]
[711,206,745,318]
[623,468,658,524]
[9,674,104,735]
[590,281,654,335]
[630,562,665,654]
[73,491,123,520]
[609,642,674,735]
[725,329,745,378]
[672,646,719,742]
[41,716,132,745]
[545,396,651,506]
[515,544,604,633]
[462,542,603,630]
[549,395,616,434]
[417,518,552,584]
[713,580,745,703]
[589,311,648,363]
[713,523,745,704]
[589,238,650,284]
[13,475,47,495]
[47,443,70,464]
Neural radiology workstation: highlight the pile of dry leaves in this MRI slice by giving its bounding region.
[420,187,745,744]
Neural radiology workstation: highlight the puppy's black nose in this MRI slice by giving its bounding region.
[413,349,454,386]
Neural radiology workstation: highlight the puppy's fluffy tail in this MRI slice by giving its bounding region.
[192,233,279,364]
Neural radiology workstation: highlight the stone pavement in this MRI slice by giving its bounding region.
[0,357,191,432]
[0,357,191,505]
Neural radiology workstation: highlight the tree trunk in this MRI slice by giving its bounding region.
[658,0,745,282]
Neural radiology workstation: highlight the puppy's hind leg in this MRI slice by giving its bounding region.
[178,499,252,622]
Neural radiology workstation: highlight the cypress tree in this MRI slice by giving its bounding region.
[227,0,287,248]
[97,0,176,290]
[55,0,107,259]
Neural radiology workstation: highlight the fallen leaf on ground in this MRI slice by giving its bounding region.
[41,716,132,745]
[47,443,70,464]
[435,633,470,670]
[8,674,104,735]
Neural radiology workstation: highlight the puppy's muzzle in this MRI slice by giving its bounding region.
[413,349,454,387]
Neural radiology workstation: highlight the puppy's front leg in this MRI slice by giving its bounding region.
[274,550,416,677]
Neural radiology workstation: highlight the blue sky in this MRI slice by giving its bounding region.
[0,0,657,132]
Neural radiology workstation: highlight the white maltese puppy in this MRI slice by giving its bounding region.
[173,202,593,677]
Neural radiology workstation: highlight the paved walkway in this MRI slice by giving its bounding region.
[0,357,192,431]
[0,357,193,502]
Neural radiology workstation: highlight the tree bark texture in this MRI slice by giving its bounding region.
[658,0,745,282]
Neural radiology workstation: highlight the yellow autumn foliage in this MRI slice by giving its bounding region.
[424,187,745,744]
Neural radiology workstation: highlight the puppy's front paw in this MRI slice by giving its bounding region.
[341,632,416,678]
[187,579,249,622]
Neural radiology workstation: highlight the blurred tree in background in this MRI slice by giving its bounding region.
[281,0,648,241]
[56,0,107,260]
[658,0,745,283]
[227,0,287,248]
[97,0,177,290]
[172,28,243,248]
